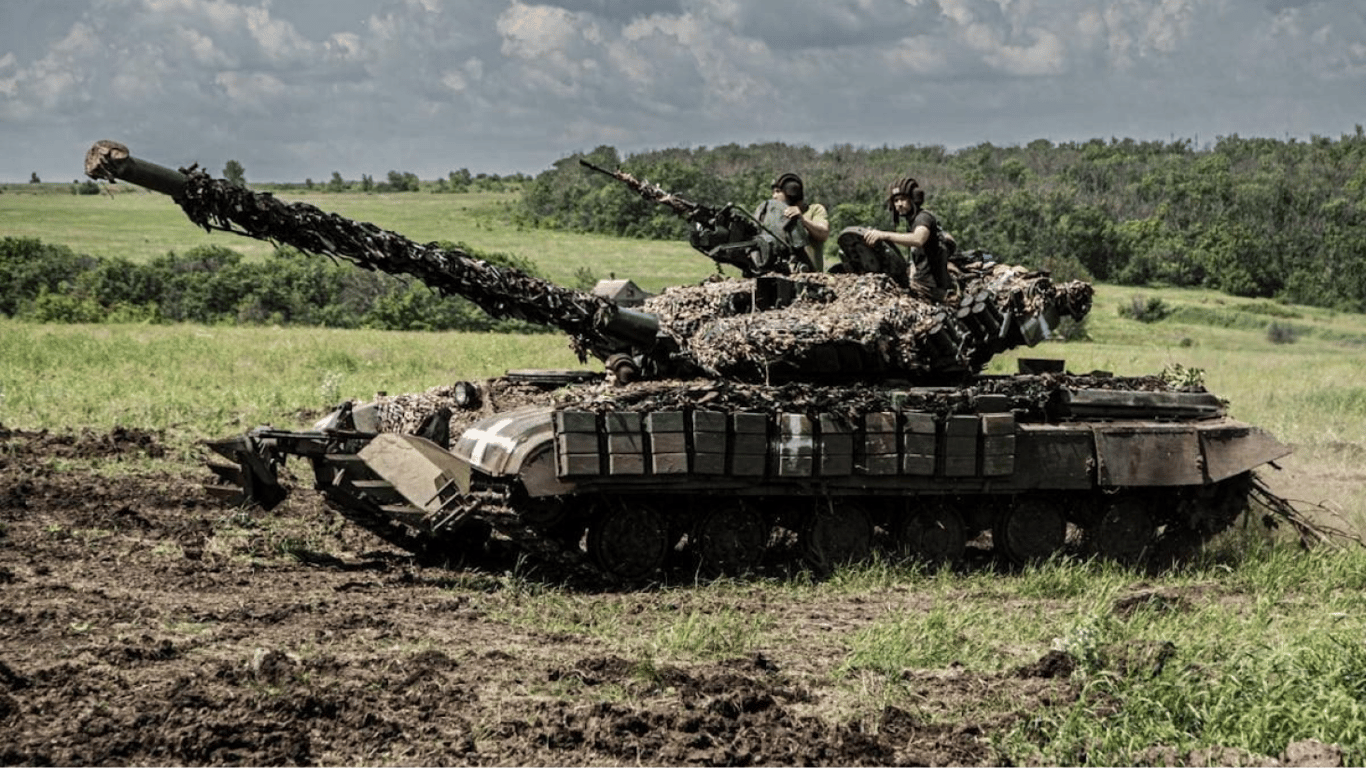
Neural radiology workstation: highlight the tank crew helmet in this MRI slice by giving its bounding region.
[888,176,923,225]
[772,172,804,204]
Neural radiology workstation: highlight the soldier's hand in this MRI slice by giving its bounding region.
[863,229,885,245]
[783,205,802,219]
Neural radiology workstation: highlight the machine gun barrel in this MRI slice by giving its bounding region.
[578,159,706,218]
[85,140,657,368]
[579,159,810,277]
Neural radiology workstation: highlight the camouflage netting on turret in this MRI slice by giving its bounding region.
[643,265,1093,381]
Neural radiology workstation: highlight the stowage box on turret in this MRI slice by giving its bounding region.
[86,140,1291,581]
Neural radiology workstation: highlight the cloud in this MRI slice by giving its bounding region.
[1,0,1364,183]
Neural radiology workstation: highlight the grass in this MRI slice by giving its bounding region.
[464,539,1366,763]
[0,320,583,447]
[8,184,1366,764]
[0,184,716,291]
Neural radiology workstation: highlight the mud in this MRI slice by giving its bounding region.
[0,426,1345,766]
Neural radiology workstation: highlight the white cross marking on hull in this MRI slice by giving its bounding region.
[465,417,518,465]
[778,413,813,455]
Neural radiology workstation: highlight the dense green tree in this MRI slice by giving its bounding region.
[520,131,1366,311]
[223,160,246,186]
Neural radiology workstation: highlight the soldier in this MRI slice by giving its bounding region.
[862,177,955,301]
[753,172,830,272]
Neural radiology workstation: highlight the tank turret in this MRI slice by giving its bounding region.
[86,140,1294,584]
[87,141,1089,385]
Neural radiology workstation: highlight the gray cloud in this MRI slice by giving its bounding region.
[1,0,1362,182]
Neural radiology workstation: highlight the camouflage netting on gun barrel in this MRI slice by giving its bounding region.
[170,169,613,359]
[103,160,1090,384]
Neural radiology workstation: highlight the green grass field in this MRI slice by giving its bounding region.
[5,185,1366,765]
[0,182,714,291]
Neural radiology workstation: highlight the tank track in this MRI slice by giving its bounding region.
[209,423,1266,583]
[339,476,1257,582]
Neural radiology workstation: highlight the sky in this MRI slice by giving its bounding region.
[2,0,1364,183]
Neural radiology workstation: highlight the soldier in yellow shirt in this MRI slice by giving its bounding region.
[753,172,830,272]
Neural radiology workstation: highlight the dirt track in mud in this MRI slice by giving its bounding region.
[0,426,1345,766]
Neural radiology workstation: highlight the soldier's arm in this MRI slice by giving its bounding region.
[799,204,830,244]
[864,224,930,248]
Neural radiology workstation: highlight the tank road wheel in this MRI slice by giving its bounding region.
[1087,497,1156,564]
[586,502,670,583]
[896,502,968,568]
[995,497,1067,565]
[1148,524,1204,571]
[693,502,769,578]
[802,501,873,572]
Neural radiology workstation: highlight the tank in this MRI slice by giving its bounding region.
[85,140,1292,581]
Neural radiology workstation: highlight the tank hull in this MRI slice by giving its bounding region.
[207,372,1290,581]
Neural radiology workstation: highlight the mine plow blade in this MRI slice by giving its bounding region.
[201,433,289,510]
[358,433,476,531]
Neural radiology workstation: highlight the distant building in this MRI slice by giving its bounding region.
[592,278,653,307]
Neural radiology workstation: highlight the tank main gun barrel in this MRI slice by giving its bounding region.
[85,140,663,371]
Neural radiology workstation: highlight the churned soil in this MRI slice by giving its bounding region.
[0,425,1344,766]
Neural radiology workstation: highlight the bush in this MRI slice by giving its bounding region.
[0,237,96,315]
[0,237,554,333]
[1052,316,1090,342]
[16,289,106,323]
[1118,295,1171,323]
[1267,321,1299,344]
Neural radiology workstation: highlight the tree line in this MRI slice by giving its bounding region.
[519,129,1366,311]
[219,159,529,195]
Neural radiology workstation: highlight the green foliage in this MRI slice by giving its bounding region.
[523,133,1366,311]
[0,237,97,315]
[1117,295,1172,323]
[0,237,550,333]
[571,266,598,291]
[383,170,420,192]
[17,288,107,323]
[223,160,245,186]
[1267,321,1299,344]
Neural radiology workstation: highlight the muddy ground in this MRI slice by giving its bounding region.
[0,425,1346,766]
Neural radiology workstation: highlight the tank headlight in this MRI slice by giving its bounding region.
[453,381,481,408]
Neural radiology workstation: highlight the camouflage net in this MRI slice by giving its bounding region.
[373,379,567,436]
[172,164,1092,383]
[643,267,1093,381]
[368,372,1181,446]
[85,143,1094,385]
[169,169,613,360]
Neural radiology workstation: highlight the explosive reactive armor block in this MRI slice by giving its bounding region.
[551,408,1018,481]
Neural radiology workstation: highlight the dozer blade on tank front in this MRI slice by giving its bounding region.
[85,139,1301,583]
[202,433,288,510]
